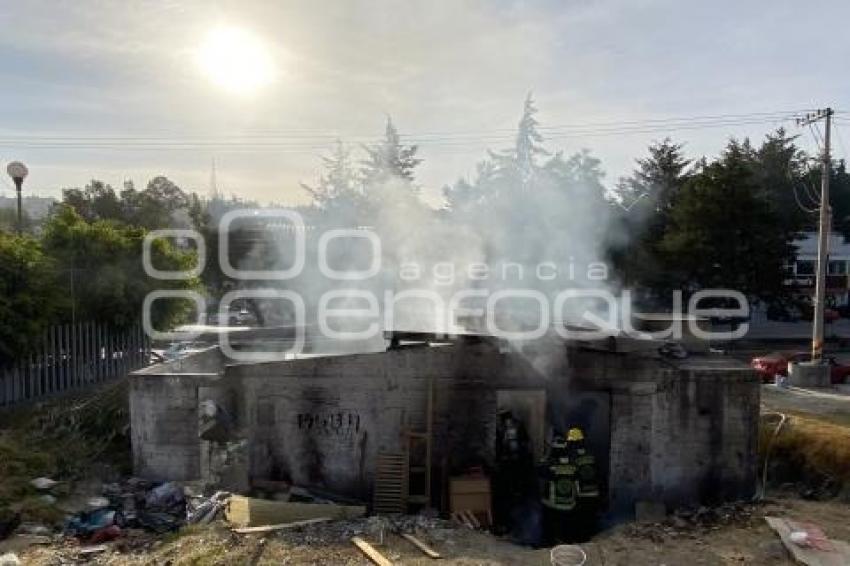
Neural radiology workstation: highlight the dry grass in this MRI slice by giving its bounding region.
[0,380,131,524]
[761,412,850,483]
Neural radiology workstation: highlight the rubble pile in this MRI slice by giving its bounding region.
[625,502,759,542]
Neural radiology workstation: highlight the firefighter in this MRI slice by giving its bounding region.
[566,427,600,499]
[495,410,532,530]
[566,427,600,541]
[539,434,577,544]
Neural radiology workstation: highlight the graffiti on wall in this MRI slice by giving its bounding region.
[297,410,361,437]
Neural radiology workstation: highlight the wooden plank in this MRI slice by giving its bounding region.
[225,496,365,528]
[765,516,850,566]
[351,536,393,566]
[232,517,331,534]
[401,533,442,559]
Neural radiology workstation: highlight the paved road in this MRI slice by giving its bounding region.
[762,383,850,426]
[744,319,850,339]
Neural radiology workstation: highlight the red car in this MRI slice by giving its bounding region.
[750,351,850,384]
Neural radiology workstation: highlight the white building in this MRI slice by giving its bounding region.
[789,232,850,306]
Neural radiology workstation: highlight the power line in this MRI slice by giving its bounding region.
[0,109,812,149]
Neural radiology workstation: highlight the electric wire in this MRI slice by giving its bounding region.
[0,109,814,153]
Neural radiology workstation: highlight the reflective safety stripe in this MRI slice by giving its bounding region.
[543,466,578,510]
[577,485,600,498]
[575,454,595,466]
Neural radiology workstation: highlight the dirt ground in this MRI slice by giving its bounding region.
[5,382,850,565]
[6,494,847,565]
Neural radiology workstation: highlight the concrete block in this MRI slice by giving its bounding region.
[788,362,831,388]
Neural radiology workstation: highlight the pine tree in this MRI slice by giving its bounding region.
[301,140,361,206]
[659,139,794,300]
[633,138,691,213]
[490,93,548,186]
[361,117,422,185]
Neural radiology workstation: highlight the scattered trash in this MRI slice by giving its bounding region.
[38,494,57,505]
[77,544,109,556]
[30,477,59,491]
[0,553,20,566]
[65,508,119,540]
[789,530,809,546]
[136,511,181,534]
[89,524,121,544]
[766,516,850,564]
[17,523,51,536]
[550,544,587,566]
[87,497,110,509]
[187,491,230,524]
[145,482,185,515]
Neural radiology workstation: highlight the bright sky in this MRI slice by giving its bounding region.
[0,0,847,206]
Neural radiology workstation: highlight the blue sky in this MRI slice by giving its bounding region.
[0,0,847,205]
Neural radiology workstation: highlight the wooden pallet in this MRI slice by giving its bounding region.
[373,452,407,514]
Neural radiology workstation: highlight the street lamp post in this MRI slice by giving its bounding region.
[6,161,29,234]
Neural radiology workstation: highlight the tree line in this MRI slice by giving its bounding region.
[3,95,847,359]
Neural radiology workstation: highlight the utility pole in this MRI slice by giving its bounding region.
[797,108,833,362]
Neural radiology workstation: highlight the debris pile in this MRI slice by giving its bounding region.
[625,502,758,542]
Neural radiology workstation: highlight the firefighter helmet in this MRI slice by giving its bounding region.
[567,427,585,442]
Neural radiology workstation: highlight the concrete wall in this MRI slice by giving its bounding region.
[568,351,759,513]
[225,342,532,497]
[130,347,223,480]
[129,340,759,515]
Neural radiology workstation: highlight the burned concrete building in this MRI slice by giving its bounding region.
[130,331,759,519]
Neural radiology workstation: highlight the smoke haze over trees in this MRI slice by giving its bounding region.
[2,96,849,356]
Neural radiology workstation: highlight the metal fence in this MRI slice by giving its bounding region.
[0,322,150,407]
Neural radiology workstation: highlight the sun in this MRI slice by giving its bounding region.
[196,26,276,95]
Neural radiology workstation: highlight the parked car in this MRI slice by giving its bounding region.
[750,351,850,384]
[798,305,840,323]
